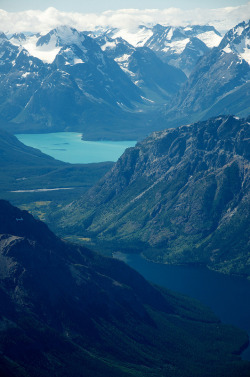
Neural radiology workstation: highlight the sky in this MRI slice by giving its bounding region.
[0,1,249,34]
[0,0,248,12]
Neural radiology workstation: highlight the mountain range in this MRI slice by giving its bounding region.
[50,115,250,279]
[160,20,250,128]
[94,24,222,76]
[0,199,249,377]
[0,26,148,139]
[0,20,248,139]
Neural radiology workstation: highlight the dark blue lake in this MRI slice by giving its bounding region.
[114,253,250,360]
[16,132,136,163]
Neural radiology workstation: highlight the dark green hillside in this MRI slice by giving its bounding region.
[51,116,250,278]
[0,200,249,377]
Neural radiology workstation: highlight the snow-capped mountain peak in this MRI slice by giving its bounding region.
[36,26,85,48]
[220,20,250,64]
[108,25,153,47]
[10,33,27,45]
[9,26,87,64]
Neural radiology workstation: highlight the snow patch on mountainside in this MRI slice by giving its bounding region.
[234,37,250,64]
[163,38,189,54]
[22,72,31,78]
[63,48,86,65]
[101,40,117,51]
[222,21,250,64]
[11,34,61,63]
[10,26,88,64]
[119,65,136,79]
[112,27,153,47]
[115,54,130,63]
[223,45,233,54]
[197,31,222,48]
[222,37,250,65]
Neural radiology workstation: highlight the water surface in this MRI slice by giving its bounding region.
[115,253,250,360]
[16,132,136,163]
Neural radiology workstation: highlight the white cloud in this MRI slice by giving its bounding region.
[0,3,249,35]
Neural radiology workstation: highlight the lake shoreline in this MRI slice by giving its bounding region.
[113,250,250,281]
[113,252,250,361]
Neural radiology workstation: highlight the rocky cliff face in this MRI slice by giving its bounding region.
[1,200,249,376]
[54,115,250,278]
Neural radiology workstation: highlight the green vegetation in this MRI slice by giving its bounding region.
[49,116,250,278]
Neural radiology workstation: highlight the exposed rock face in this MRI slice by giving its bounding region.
[55,116,250,277]
[0,200,250,376]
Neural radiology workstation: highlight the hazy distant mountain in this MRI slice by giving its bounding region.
[2,25,188,139]
[97,36,187,102]
[52,115,250,278]
[0,34,50,124]
[96,25,154,47]
[162,20,250,127]
[0,199,249,377]
[144,24,221,76]
[0,26,149,138]
[96,24,222,76]
[0,21,248,139]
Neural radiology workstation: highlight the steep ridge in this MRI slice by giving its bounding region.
[96,36,187,103]
[52,116,250,278]
[0,199,249,376]
[118,47,186,102]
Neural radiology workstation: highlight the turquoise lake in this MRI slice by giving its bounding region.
[16,132,137,163]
